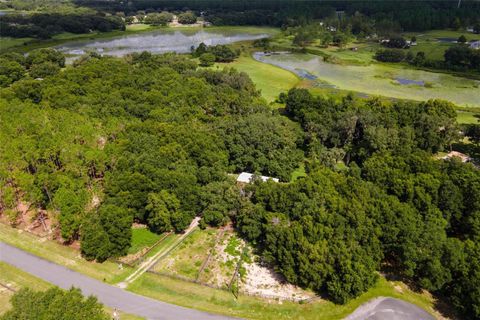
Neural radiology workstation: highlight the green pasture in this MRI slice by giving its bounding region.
[216,54,299,103]
[128,227,163,254]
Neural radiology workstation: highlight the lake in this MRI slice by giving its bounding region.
[57,28,270,57]
[254,52,480,108]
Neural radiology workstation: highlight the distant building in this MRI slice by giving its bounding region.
[441,151,472,163]
[470,40,480,50]
[236,172,279,185]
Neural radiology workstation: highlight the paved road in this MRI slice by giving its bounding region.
[0,242,234,320]
[345,296,435,320]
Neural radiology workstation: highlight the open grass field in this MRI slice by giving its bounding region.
[128,272,439,320]
[0,37,33,50]
[457,111,480,124]
[0,262,143,319]
[404,29,479,61]
[0,223,132,283]
[128,227,163,254]
[215,53,299,103]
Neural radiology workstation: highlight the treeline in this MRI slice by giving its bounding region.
[0,50,302,261]
[77,0,480,32]
[0,12,125,38]
[375,45,480,73]
[236,88,479,318]
[0,49,65,86]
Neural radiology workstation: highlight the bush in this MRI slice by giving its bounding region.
[177,11,197,24]
[29,61,60,78]
[199,53,216,67]
[375,49,406,62]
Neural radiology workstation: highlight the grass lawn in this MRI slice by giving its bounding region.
[128,273,439,320]
[126,24,153,31]
[0,37,33,50]
[0,262,143,319]
[290,163,307,182]
[215,53,299,103]
[153,228,217,279]
[457,111,480,124]
[0,223,131,284]
[128,227,162,254]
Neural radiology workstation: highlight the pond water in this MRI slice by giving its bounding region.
[57,29,269,57]
[253,52,480,108]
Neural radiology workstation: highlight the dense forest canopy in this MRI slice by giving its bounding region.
[237,89,480,317]
[0,49,302,260]
[1,46,479,318]
[74,0,480,31]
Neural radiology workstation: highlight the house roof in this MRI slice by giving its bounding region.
[236,172,279,183]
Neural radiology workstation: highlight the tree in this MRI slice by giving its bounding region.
[458,35,467,43]
[199,53,216,67]
[146,190,180,233]
[26,48,65,68]
[1,287,109,320]
[144,12,173,26]
[29,61,60,78]
[0,58,25,87]
[177,11,197,24]
[80,215,111,262]
[385,36,407,48]
[375,49,405,62]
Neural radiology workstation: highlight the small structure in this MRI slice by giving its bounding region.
[236,172,279,186]
[470,40,480,50]
[441,151,472,163]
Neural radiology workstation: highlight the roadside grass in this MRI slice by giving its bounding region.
[128,227,162,254]
[215,54,299,103]
[0,262,143,319]
[0,223,443,319]
[152,228,217,279]
[128,273,438,320]
[0,223,131,283]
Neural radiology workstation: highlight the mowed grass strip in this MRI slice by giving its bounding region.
[128,273,438,320]
[0,223,131,283]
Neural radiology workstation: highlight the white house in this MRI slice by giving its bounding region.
[470,40,480,50]
[236,172,279,185]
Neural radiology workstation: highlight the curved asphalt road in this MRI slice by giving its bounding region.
[345,296,435,320]
[0,242,234,320]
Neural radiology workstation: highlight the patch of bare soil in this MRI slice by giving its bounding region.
[240,258,314,301]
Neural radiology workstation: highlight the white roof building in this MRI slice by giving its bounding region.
[470,40,480,50]
[236,172,279,184]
